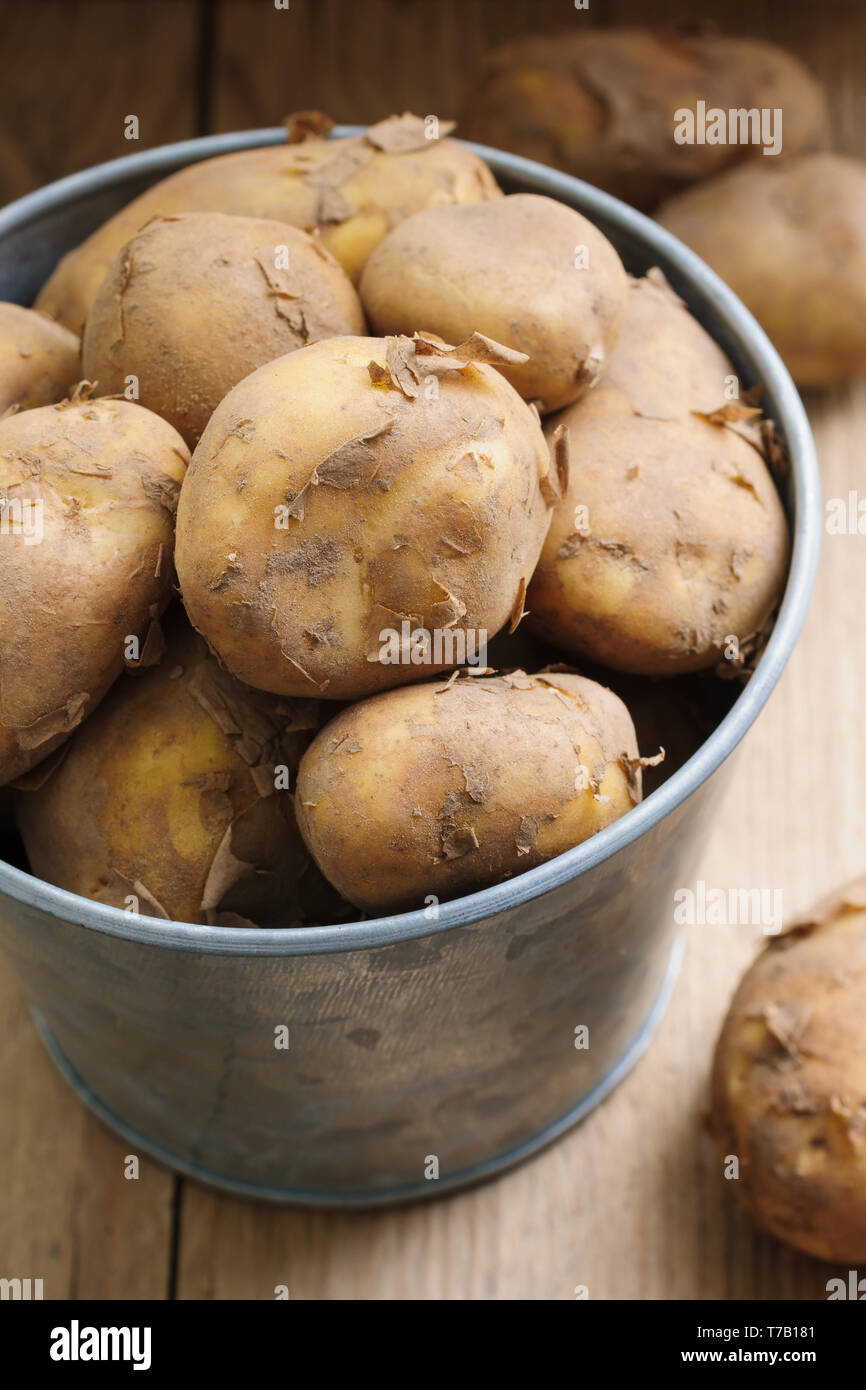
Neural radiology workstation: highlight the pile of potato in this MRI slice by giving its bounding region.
[463,27,866,389]
[0,111,789,928]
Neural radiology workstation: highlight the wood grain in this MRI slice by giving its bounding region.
[0,0,200,203]
[210,0,594,132]
[0,0,200,1301]
[0,957,176,1299]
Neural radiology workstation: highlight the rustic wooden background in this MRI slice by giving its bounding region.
[0,0,863,1300]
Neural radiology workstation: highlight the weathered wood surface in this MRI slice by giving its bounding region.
[0,0,862,1299]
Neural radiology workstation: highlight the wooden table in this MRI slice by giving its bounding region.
[0,0,862,1299]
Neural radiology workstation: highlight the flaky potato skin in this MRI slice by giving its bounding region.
[175,334,554,700]
[657,154,866,387]
[711,883,866,1263]
[82,213,365,447]
[461,29,828,211]
[0,303,80,413]
[360,194,627,413]
[527,273,790,675]
[295,670,640,914]
[15,616,342,926]
[0,398,188,785]
[35,127,502,334]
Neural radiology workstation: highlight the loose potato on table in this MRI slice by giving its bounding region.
[527,272,790,675]
[360,194,627,413]
[296,670,644,914]
[36,114,502,334]
[461,28,827,211]
[657,154,866,387]
[0,397,188,786]
[175,332,554,701]
[83,212,365,447]
[16,615,348,926]
[0,302,80,414]
[711,879,866,1263]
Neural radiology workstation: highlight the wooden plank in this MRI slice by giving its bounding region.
[0,0,201,204]
[210,0,600,133]
[0,957,176,1299]
[0,0,200,1299]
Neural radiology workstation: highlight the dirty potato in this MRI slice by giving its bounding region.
[175,332,555,700]
[0,302,80,413]
[294,669,646,914]
[527,271,790,675]
[711,879,866,1263]
[83,212,366,446]
[657,154,866,387]
[461,29,828,210]
[0,397,188,785]
[360,194,627,413]
[16,613,350,926]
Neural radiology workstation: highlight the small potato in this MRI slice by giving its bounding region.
[461,29,828,210]
[0,397,188,785]
[0,302,80,413]
[527,272,790,675]
[175,332,555,700]
[83,212,366,446]
[16,614,349,926]
[295,670,643,914]
[657,154,866,387]
[711,879,866,1263]
[360,194,627,412]
[36,115,502,333]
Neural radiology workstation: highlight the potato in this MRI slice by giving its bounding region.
[657,154,866,387]
[36,114,502,334]
[175,332,555,700]
[0,302,80,413]
[0,396,188,786]
[82,212,366,447]
[461,28,828,211]
[16,612,350,926]
[360,193,627,412]
[711,879,866,1263]
[295,669,644,914]
[526,271,790,675]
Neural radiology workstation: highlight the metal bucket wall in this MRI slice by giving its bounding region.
[0,132,820,1205]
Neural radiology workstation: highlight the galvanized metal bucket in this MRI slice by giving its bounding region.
[0,132,821,1206]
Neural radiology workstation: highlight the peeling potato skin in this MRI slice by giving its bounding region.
[711,884,866,1263]
[526,274,790,675]
[0,398,189,786]
[360,194,627,414]
[15,616,342,926]
[175,334,553,700]
[460,29,828,211]
[16,629,259,923]
[82,213,366,448]
[0,303,80,414]
[35,135,502,335]
[295,670,640,915]
[657,154,866,388]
